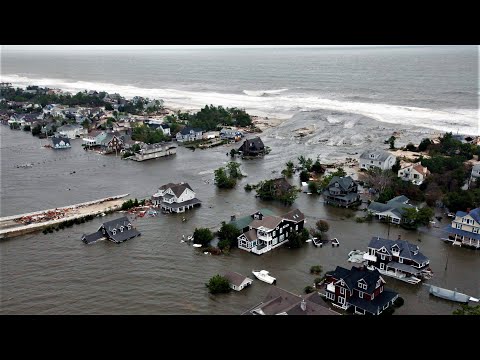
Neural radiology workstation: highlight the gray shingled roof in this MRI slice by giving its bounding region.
[102,217,131,231]
[82,232,104,244]
[52,137,70,146]
[367,237,429,263]
[224,271,252,287]
[179,126,202,135]
[109,228,141,243]
[326,266,383,294]
[347,288,398,315]
[367,196,415,217]
[327,176,356,191]
[359,149,393,161]
[168,183,194,198]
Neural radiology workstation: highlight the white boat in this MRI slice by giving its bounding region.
[425,284,479,303]
[192,243,202,248]
[305,239,312,243]
[331,238,340,247]
[348,250,366,263]
[187,235,194,241]
[252,270,276,284]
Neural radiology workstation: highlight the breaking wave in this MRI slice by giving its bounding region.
[243,88,288,96]
[2,74,478,135]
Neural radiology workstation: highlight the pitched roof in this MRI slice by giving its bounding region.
[243,229,258,241]
[52,137,70,146]
[250,215,283,230]
[271,177,294,192]
[168,183,194,197]
[443,224,480,240]
[367,196,414,216]
[413,164,428,175]
[367,237,429,263]
[109,228,141,243]
[102,217,131,231]
[472,164,480,171]
[326,266,383,294]
[359,149,394,161]
[179,126,203,135]
[159,182,176,190]
[347,288,398,314]
[327,176,356,190]
[229,208,277,230]
[389,195,409,204]
[246,287,339,315]
[468,208,480,224]
[224,271,252,287]
[82,232,104,244]
[282,208,305,222]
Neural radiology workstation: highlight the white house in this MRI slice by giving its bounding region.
[176,127,203,142]
[443,208,480,249]
[367,195,417,224]
[151,182,201,213]
[359,150,396,171]
[471,164,480,181]
[203,131,220,140]
[57,124,87,139]
[159,124,170,136]
[224,271,253,291]
[398,163,430,185]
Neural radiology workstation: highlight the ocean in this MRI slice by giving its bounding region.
[1,45,478,134]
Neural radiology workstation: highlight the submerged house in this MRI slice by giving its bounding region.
[367,195,416,224]
[322,176,360,208]
[323,265,398,315]
[238,137,265,157]
[176,127,203,142]
[224,271,253,291]
[51,136,71,149]
[57,124,87,139]
[442,208,480,249]
[81,216,141,244]
[130,142,177,161]
[151,182,201,213]
[231,208,305,255]
[363,236,432,284]
[243,286,340,315]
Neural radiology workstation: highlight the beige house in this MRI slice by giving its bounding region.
[398,163,430,185]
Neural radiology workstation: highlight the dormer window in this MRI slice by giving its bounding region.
[335,183,339,187]
[120,226,124,232]
[112,229,116,235]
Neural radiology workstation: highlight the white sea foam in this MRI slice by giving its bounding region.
[243,88,289,96]
[2,74,478,135]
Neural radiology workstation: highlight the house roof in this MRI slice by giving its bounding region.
[243,229,258,241]
[472,164,480,171]
[359,149,394,161]
[282,208,305,222]
[367,237,429,263]
[179,126,203,135]
[413,164,428,174]
[367,196,414,216]
[109,228,141,243]
[101,217,131,231]
[224,271,252,287]
[271,177,294,192]
[230,208,277,230]
[52,137,70,146]
[160,124,170,129]
[246,287,339,315]
[326,266,383,294]
[328,176,356,190]
[159,182,176,191]
[347,288,398,315]
[82,232,104,244]
[250,215,283,230]
[168,183,194,198]
[468,208,480,224]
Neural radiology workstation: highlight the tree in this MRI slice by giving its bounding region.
[282,161,295,177]
[388,136,396,149]
[308,181,319,194]
[405,143,416,151]
[360,167,394,193]
[31,124,42,136]
[105,103,114,111]
[193,228,214,246]
[286,230,303,249]
[205,274,231,294]
[226,161,243,179]
[300,170,310,182]
[311,159,324,173]
[217,222,241,249]
[81,118,90,129]
[418,138,432,152]
[23,125,31,131]
[304,286,315,294]
[214,167,236,189]
[391,158,401,173]
[316,219,329,234]
[230,149,237,157]
[310,265,322,274]
[453,304,480,315]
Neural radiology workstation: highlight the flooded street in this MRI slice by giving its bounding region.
[1,115,478,315]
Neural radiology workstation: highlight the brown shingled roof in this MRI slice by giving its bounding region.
[282,208,305,222]
[224,271,252,287]
[250,215,283,230]
[244,229,258,241]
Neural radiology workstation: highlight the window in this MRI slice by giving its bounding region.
[399,258,403,263]
[359,291,363,299]
[127,224,131,230]
[473,228,479,234]
[456,223,462,229]
[112,229,116,235]
[371,160,374,164]
[340,288,345,295]
[338,297,345,305]
[381,254,385,260]
[120,226,124,233]
[295,225,298,231]
[371,293,375,300]
[379,162,381,165]
[468,219,474,225]
[363,283,367,290]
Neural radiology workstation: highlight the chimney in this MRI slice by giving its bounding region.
[467,208,471,213]
[231,215,236,221]
[300,299,306,311]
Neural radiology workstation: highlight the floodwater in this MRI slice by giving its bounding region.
[1,118,478,315]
